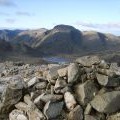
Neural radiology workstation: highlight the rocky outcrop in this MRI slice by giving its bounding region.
[1,55,120,120]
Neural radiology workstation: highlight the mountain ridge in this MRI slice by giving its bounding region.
[0,24,120,57]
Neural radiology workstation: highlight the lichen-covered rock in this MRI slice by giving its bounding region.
[75,80,98,106]
[91,91,120,113]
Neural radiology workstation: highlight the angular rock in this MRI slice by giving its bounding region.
[57,67,68,77]
[98,60,110,69]
[22,95,45,120]
[75,80,98,106]
[37,94,63,103]
[60,86,71,94]
[107,112,120,120]
[54,77,67,93]
[68,105,83,120]
[64,91,77,111]
[110,63,120,75]
[34,94,45,110]
[47,65,62,82]
[35,81,47,89]
[84,115,97,120]
[96,73,120,87]
[76,56,100,67]
[43,101,64,119]
[0,75,24,114]
[91,91,120,113]
[97,68,115,76]
[15,102,28,111]
[68,63,79,83]
[84,103,92,115]
[9,109,28,120]
[27,77,39,87]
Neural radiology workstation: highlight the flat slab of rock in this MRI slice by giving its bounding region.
[68,105,83,120]
[75,80,98,106]
[76,56,100,67]
[39,94,63,103]
[91,91,120,113]
[43,101,64,119]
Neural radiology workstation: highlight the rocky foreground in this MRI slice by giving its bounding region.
[0,56,120,120]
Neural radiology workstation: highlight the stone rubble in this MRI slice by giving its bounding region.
[0,56,120,120]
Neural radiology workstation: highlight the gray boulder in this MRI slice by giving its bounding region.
[54,77,67,93]
[0,75,24,115]
[75,80,98,106]
[64,91,77,111]
[9,109,28,120]
[76,56,100,67]
[43,101,64,119]
[47,65,63,82]
[84,115,97,120]
[107,112,120,120]
[68,63,80,83]
[35,81,47,89]
[68,105,83,120]
[27,77,39,87]
[91,91,120,113]
[96,73,120,87]
[57,67,68,77]
[37,94,63,103]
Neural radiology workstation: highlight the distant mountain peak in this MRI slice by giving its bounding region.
[53,24,76,31]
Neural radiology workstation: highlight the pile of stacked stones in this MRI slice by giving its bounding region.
[0,56,120,120]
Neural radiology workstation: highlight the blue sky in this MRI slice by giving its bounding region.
[0,0,120,35]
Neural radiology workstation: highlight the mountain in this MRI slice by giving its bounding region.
[31,25,120,55]
[0,24,120,58]
[0,39,12,52]
[12,28,47,46]
[32,25,83,55]
[0,30,23,41]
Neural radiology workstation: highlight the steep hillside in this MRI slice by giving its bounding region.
[0,25,120,57]
[0,30,23,41]
[32,25,120,55]
[13,28,47,46]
